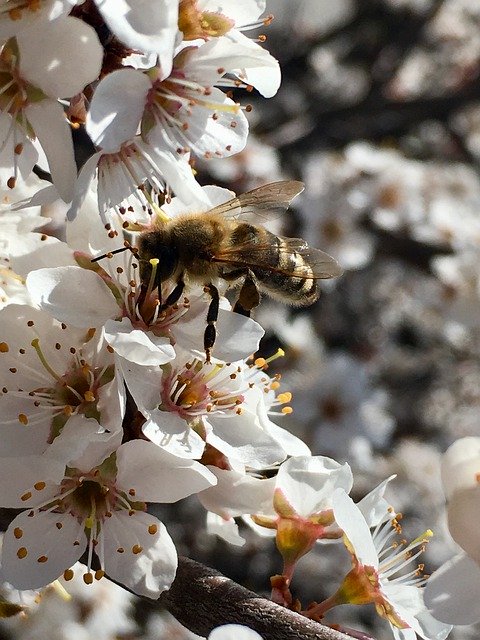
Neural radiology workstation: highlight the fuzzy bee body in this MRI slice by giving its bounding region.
[111,181,342,360]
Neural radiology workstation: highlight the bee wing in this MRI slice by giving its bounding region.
[214,237,344,279]
[207,181,304,223]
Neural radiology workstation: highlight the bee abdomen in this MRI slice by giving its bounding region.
[252,234,319,306]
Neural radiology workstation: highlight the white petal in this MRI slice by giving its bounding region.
[18,17,103,98]
[25,101,76,202]
[115,440,216,503]
[425,553,480,625]
[2,511,83,589]
[447,486,480,564]
[99,0,179,63]
[67,151,102,222]
[102,511,177,598]
[209,624,263,640]
[441,436,480,498]
[263,423,311,457]
[142,414,206,459]
[276,456,353,518]
[208,412,285,468]
[87,70,151,152]
[104,318,175,365]
[199,0,265,25]
[0,456,65,507]
[175,307,264,361]
[357,475,397,527]
[26,267,120,327]
[225,31,281,97]
[206,513,245,547]
[332,489,378,567]
[198,467,275,518]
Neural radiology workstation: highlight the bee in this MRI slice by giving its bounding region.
[94,181,343,361]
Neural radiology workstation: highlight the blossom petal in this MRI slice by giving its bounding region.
[198,467,275,518]
[25,100,76,202]
[87,69,151,152]
[99,0,179,65]
[2,511,83,589]
[332,489,378,567]
[425,553,480,625]
[104,318,175,365]
[275,456,353,518]
[102,511,177,598]
[115,440,216,503]
[18,17,103,98]
[26,267,120,327]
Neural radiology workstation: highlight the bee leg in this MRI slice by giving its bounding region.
[233,273,260,317]
[204,283,220,363]
[159,275,185,311]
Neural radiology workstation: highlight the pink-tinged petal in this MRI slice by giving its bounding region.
[425,553,480,625]
[275,456,353,518]
[207,413,285,468]
[198,467,275,518]
[142,415,206,459]
[102,511,177,598]
[2,511,84,589]
[25,101,76,202]
[115,440,216,502]
[104,318,175,365]
[332,489,378,567]
[26,267,120,327]
[0,456,65,507]
[18,17,103,98]
[100,0,178,66]
[87,70,151,152]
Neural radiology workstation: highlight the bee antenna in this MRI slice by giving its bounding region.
[91,242,136,263]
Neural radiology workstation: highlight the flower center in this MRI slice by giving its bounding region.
[161,359,244,419]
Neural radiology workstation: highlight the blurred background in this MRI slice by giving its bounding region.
[2,0,480,638]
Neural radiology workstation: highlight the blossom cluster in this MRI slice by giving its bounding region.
[0,2,463,640]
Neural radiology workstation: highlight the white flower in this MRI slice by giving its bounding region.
[0,17,102,201]
[317,489,452,640]
[122,348,286,467]
[425,437,480,624]
[178,0,282,97]
[0,437,215,597]
[0,304,124,457]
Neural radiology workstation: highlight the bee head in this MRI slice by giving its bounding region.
[138,231,179,284]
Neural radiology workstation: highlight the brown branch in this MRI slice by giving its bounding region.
[147,556,355,640]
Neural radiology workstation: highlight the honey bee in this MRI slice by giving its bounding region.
[136,181,343,361]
